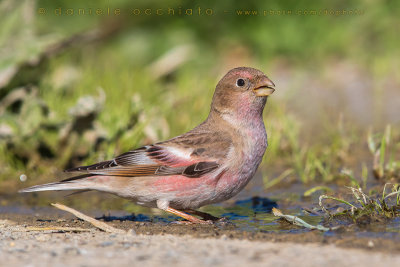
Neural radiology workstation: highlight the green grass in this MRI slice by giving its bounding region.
[319,184,400,220]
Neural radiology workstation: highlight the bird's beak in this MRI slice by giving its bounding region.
[253,76,275,97]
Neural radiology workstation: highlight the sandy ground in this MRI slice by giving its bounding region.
[1,218,400,267]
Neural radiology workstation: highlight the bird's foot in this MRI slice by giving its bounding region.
[183,209,221,221]
[165,207,213,224]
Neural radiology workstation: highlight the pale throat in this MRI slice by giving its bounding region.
[221,95,266,129]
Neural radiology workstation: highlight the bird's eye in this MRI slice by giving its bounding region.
[236,78,245,87]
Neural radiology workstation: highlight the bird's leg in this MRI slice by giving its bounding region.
[165,207,212,224]
[183,209,220,221]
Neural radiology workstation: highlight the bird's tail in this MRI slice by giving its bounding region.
[19,174,104,193]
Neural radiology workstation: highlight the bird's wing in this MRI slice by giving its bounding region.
[65,132,232,178]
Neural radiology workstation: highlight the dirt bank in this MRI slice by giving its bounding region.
[1,218,400,267]
[1,209,400,267]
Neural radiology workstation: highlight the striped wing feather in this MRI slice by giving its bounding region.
[65,145,220,178]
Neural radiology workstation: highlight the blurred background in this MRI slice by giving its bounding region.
[0,0,399,211]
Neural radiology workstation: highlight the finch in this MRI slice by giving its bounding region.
[20,67,275,224]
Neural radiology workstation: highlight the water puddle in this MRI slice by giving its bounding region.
[1,184,399,245]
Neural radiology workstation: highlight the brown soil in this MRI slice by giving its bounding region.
[2,212,400,267]
[1,209,400,253]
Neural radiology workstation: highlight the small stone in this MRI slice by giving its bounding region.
[19,174,27,182]
[123,242,132,248]
[35,235,49,242]
[64,247,80,255]
[335,207,345,213]
[136,254,150,261]
[127,229,136,236]
[79,249,88,255]
[100,241,114,247]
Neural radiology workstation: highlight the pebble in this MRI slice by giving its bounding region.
[63,247,81,255]
[99,241,114,247]
[35,235,49,242]
[19,174,27,182]
[220,234,228,240]
[127,229,136,236]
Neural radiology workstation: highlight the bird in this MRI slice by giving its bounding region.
[19,67,275,224]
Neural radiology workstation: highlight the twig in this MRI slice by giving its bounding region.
[319,195,357,215]
[51,203,125,234]
[25,226,91,232]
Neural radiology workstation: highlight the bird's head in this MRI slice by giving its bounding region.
[210,67,275,119]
